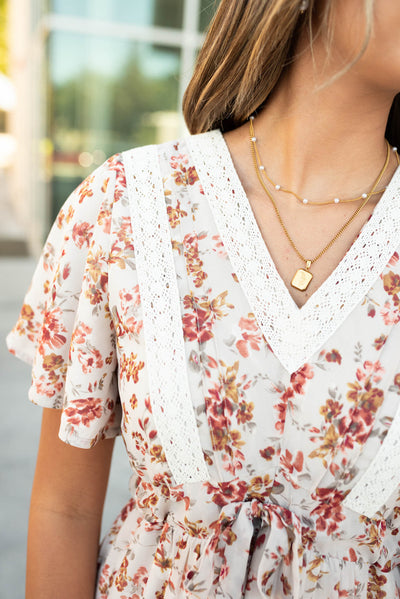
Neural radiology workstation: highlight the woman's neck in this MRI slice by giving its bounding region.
[252,30,397,201]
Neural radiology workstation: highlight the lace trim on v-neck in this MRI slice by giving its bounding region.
[187,130,400,374]
[122,145,209,485]
[342,399,400,518]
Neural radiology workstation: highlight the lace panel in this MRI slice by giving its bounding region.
[122,146,209,485]
[342,401,400,518]
[187,130,400,374]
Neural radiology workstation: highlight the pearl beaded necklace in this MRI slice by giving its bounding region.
[250,115,399,207]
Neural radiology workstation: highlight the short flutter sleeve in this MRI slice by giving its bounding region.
[6,156,122,448]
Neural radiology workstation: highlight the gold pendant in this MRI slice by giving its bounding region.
[291,261,313,291]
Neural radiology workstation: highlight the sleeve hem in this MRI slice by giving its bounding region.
[6,331,35,365]
[58,427,121,449]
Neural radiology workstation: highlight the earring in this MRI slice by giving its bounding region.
[299,0,309,13]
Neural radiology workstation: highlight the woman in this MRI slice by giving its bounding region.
[6,0,400,597]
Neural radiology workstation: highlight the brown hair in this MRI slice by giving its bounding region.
[183,0,400,147]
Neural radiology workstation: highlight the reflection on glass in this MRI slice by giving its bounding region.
[200,0,219,31]
[47,31,180,219]
[49,0,184,29]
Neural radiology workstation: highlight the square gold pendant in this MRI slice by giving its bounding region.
[291,268,313,291]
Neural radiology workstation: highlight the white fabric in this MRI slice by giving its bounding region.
[122,145,210,485]
[188,130,400,374]
[343,399,400,517]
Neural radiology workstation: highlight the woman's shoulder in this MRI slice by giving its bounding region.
[114,128,222,172]
[100,128,220,197]
[63,127,223,231]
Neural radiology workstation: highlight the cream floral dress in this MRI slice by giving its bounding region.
[6,130,400,598]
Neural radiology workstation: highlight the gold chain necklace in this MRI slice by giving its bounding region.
[249,117,396,292]
[250,116,399,205]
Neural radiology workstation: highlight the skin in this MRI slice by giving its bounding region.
[223,0,400,309]
[26,409,114,598]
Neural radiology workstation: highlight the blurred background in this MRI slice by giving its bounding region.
[0,1,218,596]
[1,0,218,255]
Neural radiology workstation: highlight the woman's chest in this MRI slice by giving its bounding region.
[245,190,382,309]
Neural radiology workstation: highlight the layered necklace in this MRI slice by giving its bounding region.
[249,115,400,292]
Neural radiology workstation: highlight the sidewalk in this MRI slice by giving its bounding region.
[0,257,132,599]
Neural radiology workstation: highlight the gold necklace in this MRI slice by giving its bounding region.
[249,118,394,292]
[250,115,399,206]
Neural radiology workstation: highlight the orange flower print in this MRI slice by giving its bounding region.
[309,424,340,463]
[388,251,399,267]
[155,581,168,599]
[274,386,293,434]
[167,199,188,229]
[290,363,314,394]
[71,321,92,345]
[56,206,66,230]
[85,286,104,306]
[150,444,166,464]
[259,446,275,461]
[113,216,133,246]
[394,373,400,390]
[205,479,248,507]
[182,290,234,343]
[236,400,254,424]
[172,156,199,187]
[235,314,262,358]
[247,474,273,499]
[114,556,129,592]
[356,360,385,384]
[380,300,400,325]
[212,234,228,259]
[183,232,208,288]
[119,352,145,383]
[38,307,67,354]
[280,449,304,489]
[64,397,103,427]
[306,556,328,583]
[97,207,111,234]
[325,349,342,364]
[382,270,400,297]
[34,374,61,398]
[374,334,387,350]
[86,248,107,285]
[222,447,245,475]
[72,220,94,249]
[367,564,387,599]
[14,303,38,343]
[119,286,141,311]
[76,175,94,204]
[154,544,172,573]
[42,352,65,375]
[77,347,103,373]
[170,153,188,170]
[320,399,343,423]
[311,487,346,535]
[132,566,148,587]
[65,203,74,224]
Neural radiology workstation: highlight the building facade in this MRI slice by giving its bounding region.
[9,0,217,254]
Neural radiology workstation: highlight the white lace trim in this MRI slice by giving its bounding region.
[342,402,400,518]
[122,145,209,485]
[187,130,400,374]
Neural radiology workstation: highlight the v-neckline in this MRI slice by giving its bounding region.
[187,129,400,373]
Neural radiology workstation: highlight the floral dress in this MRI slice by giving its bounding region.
[6,129,400,599]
